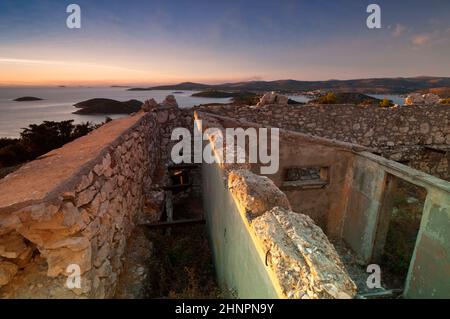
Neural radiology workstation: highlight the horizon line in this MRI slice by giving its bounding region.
[1,75,450,88]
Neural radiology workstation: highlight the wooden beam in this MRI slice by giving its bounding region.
[143,218,206,228]
[168,164,200,170]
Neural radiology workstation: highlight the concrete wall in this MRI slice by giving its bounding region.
[198,113,362,239]
[197,112,450,299]
[202,161,280,298]
[406,191,450,298]
[198,112,357,299]
[342,152,450,298]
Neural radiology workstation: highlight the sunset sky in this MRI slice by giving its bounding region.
[1,0,449,86]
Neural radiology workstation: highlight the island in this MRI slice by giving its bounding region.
[73,98,143,114]
[127,87,153,91]
[13,96,43,102]
[310,92,383,105]
[191,90,303,106]
[191,90,237,98]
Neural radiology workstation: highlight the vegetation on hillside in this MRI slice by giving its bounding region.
[311,92,383,105]
[379,98,395,107]
[0,120,98,174]
[314,92,338,104]
[142,77,450,94]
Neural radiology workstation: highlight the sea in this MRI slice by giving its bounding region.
[0,87,233,138]
[0,87,404,138]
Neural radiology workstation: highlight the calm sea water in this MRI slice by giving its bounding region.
[0,87,404,138]
[368,94,405,105]
[0,87,232,138]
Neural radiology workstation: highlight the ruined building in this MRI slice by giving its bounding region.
[0,95,449,299]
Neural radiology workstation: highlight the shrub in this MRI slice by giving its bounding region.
[440,98,450,105]
[316,92,338,104]
[0,120,96,169]
[379,98,394,107]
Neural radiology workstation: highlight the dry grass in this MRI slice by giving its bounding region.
[144,224,221,299]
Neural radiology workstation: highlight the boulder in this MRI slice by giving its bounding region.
[252,207,357,299]
[404,93,424,105]
[422,93,440,105]
[228,169,291,218]
[257,92,289,107]
[405,93,440,106]
[0,232,29,259]
[160,95,178,108]
[141,99,158,112]
[0,261,18,287]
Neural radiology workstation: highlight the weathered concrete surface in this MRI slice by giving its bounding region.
[197,111,362,239]
[344,152,450,298]
[405,192,450,298]
[202,161,280,298]
[343,156,386,262]
[198,111,450,299]
[200,114,357,299]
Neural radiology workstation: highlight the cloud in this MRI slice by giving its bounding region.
[0,57,145,73]
[411,33,434,46]
[392,24,407,37]
[409,27,450,47]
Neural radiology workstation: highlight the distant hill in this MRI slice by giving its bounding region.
[128,82,211,91]
[73,98,142,114]
[129,77,450,94]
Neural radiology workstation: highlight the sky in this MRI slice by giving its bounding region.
[0,0,449,86]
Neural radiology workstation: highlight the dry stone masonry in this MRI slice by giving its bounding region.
[195,103,450,180]
[0,97,192,298]
[0,94,448,299]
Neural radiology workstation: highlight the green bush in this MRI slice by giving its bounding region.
[0,120,97,168]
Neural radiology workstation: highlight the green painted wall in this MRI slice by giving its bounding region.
[405,192,450,298]
[201,162,279,299]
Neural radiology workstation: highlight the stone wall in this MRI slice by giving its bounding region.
[195,103,450,180]
[0,102,192,298]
